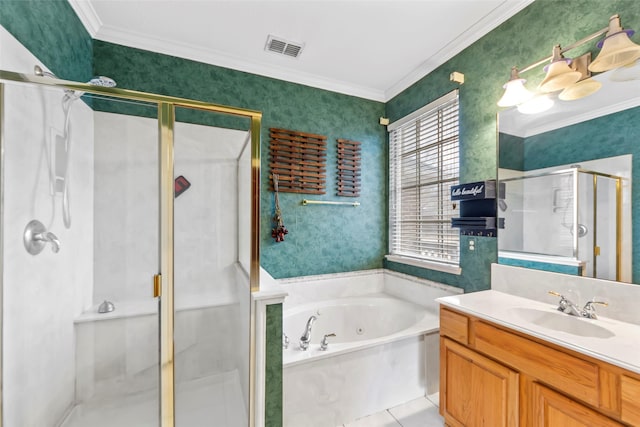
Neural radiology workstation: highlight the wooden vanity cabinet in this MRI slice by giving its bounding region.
[439,307,639,427]
[441,337,519,427]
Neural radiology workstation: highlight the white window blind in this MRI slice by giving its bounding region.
[388,90,460,266]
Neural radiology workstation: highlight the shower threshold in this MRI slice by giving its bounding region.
[59,370,247,427]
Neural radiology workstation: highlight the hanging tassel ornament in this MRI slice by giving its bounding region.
[271,174,289,242]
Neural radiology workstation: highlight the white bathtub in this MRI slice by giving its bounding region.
[280,270,461,427]
[283,294,437,367]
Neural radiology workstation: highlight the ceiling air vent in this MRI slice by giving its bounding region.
[265,35,304,59]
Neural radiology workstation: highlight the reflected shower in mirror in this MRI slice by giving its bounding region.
[497,66,640,284]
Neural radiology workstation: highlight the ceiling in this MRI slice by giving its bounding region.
[68,0,534,102]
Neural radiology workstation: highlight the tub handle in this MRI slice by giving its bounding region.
[319,333,336,351]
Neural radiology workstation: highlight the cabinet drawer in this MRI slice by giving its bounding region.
[621,375,640,425]
[440,308,468,344]
[474,321,599,406]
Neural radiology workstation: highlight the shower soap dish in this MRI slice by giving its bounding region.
[98,300,115,314]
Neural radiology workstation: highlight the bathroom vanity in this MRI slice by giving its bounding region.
[438,291,640,427]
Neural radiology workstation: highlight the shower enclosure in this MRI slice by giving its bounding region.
[0,67,261,427]
[498,167,623,281]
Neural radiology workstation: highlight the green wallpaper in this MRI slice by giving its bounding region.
[0,0,92,82]
[93,41,387,280]
[386,0,640,291]
[265,304,283,427]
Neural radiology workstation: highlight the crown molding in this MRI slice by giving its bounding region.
[521,96,640,138]
[384,0,535,101]
[94,25,386,101]
[69,0,534,103]
[67,0,101,37]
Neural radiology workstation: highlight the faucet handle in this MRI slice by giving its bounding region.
[282,333,290,349]
[548,290,567,304]
[583,300,608,319]
[319,333,336,351]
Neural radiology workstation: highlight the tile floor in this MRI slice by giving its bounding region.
[341,393,444,427]
[60,371,246,427]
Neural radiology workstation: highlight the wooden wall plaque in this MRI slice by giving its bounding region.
[337,138,361,197]
[269,127,327,194]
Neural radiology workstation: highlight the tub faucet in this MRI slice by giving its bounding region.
[299,315,317,351]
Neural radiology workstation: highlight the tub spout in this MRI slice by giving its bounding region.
[299,315,317,351]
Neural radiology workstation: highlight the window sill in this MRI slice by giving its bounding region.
[385,255,462,275]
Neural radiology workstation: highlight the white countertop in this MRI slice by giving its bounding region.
[436,290,640,375]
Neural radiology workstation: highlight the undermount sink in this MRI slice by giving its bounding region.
[509,307,615,339]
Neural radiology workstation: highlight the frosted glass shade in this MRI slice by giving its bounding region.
[559,78,602,101]
[539,60,582,92]
[497,78,534,107]
[589,19,640,73]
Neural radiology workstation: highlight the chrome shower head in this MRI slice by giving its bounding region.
[88,76,116,88]
[62,75,117,102]
[35,64,117,101]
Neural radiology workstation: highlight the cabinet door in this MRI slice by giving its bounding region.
[531,382,623,427]
[441,338,519,427]
[621,375,640,425]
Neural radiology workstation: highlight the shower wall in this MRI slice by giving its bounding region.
[93,112,248,305]
[1,27,94,426]
[93,112,158,304]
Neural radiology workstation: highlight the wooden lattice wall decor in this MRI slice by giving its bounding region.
[337,139,361,197]
[269,128,327,194]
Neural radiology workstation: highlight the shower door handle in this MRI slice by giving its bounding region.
[153,274,162,297]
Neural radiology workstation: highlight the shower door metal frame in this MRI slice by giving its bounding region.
[499,167,623,279]
[0,69,262,427]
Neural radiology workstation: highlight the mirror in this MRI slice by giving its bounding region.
[497,66,640,284]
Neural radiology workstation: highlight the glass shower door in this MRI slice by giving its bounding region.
[594,175,620,281]
[1,80,161,427]
[172,107,252,427]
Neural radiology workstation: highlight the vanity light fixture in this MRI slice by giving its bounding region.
[498,13,640,110]
[538,45,582,92]
[589,15,640,72]
[497,67,534,107]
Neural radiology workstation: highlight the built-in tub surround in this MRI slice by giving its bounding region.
[278,269,460,427]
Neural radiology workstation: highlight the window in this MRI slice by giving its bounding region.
[388,90,460,268]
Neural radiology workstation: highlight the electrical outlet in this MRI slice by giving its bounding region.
[469,239,475,251]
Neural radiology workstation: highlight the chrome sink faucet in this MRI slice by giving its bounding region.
[299,315,317,351]
[548,291,608,319]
